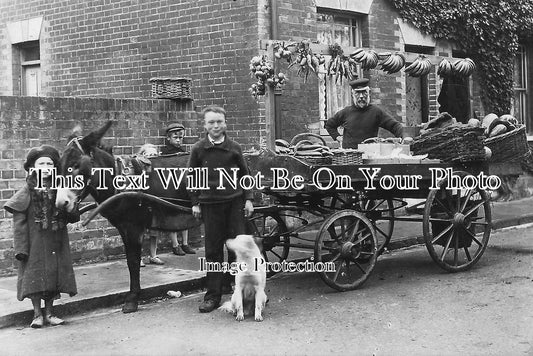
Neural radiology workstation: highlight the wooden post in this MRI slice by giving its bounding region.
[265,42,276,150]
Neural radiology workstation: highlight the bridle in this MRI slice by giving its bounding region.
[64,136,98,210]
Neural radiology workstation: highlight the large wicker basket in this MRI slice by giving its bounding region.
[411,126,486,163]
[332,149,363,165]
[150,77,192,100]
[484,125,528,162]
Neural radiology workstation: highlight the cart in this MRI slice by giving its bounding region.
[244,148,521,292]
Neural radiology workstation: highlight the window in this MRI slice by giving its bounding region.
[316,9,362,137]
[513,45,527,128]
[16,41,41,96]
[316,11,360,48]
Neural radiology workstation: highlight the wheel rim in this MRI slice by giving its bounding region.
[423,171,492,272]
[246,213,289,277]
[314,210,378,291]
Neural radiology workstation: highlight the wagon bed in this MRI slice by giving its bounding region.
[243,149,521,291]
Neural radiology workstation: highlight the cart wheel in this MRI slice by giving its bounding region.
[314,210,378,291]
[331,194,395,256]
[246,212,290,277]
[423,171,492,272]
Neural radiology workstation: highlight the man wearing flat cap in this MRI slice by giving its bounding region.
[325,78,408,148]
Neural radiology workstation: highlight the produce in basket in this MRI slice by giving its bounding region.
[419,112,456,134]
[481,113,498,129]
[484,115,517,137]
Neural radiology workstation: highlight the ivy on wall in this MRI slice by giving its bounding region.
[391,0,533,115]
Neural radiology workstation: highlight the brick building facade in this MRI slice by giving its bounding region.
[1,0,508,146]
[0,0,530,273]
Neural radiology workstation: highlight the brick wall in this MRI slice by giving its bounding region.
[0,0,266,150]
[0,96,198,276]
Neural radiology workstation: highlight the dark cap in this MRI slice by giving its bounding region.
[349,78,370,90]
[24,145,60,171]
[165,122,185,134]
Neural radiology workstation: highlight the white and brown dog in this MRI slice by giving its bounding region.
[219,234,267,321]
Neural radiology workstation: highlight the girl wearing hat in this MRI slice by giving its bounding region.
[3,145,78,328]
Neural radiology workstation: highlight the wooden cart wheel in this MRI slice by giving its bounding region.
[246,212,290,277]
[314,210,378,291]
[422,171,492,272]
[330,194,395,256]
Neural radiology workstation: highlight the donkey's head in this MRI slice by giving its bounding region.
[56,121,115,212]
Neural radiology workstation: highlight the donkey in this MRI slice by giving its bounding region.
[55,121,199,313]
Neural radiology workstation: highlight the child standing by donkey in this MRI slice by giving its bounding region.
[3,145,79,328]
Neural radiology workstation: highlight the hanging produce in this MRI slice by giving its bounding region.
[272,41,294,62]
[378,52,406,74]
[350,48,379,70]
[327,43,358,83]
[452,58,476,77]
[404,54,433,77]
[437,57,475,77]
[287,41,325,82]
[248,55,287,98]
[436,58,453,77]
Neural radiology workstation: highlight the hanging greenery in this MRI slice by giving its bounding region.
[391,0,533,115]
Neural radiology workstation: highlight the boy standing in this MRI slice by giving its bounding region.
[188,105,254,313]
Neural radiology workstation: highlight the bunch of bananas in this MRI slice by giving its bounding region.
[437,57,476,77]
[404,54,433,77]
[350,48,379,70]
[452,58,476,77]
[378,52,406,74]
[436,58,453,77]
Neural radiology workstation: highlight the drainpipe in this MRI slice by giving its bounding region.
[270,0,282,140]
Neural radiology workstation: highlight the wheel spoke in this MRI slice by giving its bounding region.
[439,230,455,261]
[459,190,474,212]
[270,250,283,260]
[352,260,367,274]
[464,246,472,261]
[431,223,454,244]
[434,196,454,217]
[332,260,343,281]
[428,217,453,223]
[353,231,373,245]
[373,224,388,238]
[462,227,483,247]
[464,200,485,218]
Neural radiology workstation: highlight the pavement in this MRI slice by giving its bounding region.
[1,196,533,329]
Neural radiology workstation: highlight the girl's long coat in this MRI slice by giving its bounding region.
[4,185,77,301]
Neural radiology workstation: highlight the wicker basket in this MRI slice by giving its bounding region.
[332,149,363,165]
[149,77,192,100]
[296,155,333,165]
[484,125,528,162]
[411,126,486,163]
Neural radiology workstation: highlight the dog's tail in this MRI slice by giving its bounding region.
[218,301,234,314]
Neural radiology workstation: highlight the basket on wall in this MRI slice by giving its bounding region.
[149,77,192,100]
[484,125,529,162]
